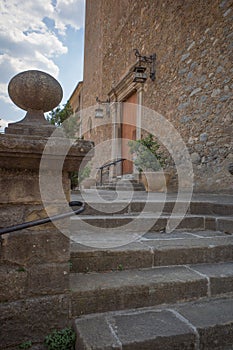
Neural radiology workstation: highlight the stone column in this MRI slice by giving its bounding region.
[0,70,93,349]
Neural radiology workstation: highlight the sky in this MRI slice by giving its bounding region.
[0,0,85,131]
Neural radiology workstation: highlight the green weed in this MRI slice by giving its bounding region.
[44,327,76,350]
[18,341,32,349]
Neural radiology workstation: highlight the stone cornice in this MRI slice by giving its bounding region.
[108,64,143,102]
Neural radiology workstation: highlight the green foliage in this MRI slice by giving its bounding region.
[44,327,76,350]
[47,101,80,138]
[69,260,73,269]
[70,164,91,190]
[18,341,32,349]
[128,134,166,172]
[78,165,91,183]
[16,266,26,272]
[117,264,124,271]
[70,171,79,190]
[47,101,73,126]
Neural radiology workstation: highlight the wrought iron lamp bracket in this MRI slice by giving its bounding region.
[134,49,156,81]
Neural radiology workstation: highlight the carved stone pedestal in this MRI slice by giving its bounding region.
[0,70,93,349]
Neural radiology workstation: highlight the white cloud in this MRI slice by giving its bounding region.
[53,0,85,34]
[0,118,14,131]
[0,0,84,107]
[0,83,9,104]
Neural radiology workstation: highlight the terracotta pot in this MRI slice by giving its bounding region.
[140,171,170,192]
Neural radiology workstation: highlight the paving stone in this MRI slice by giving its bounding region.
[129,201,176,214]
[75,309,197,350]
[75,316,122,350]
[205,216,217,230]
[70,266,207,316]
[79,202,131,215]
[218,217,233,233]
[190,262,233,296]
[149,236,233,266]
[173,216,205,230]
[142,231,193,240]
[74,296,233,350]
[71,214,206,233]
[70,232,233,272]
[189,230,227,237]
[176,297,233,349]
[112,309,196,350]
[71,241,153,272]
[190,202,233,216]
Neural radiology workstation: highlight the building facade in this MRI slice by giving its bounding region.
[69,81,83,138]
[80,0,233,193]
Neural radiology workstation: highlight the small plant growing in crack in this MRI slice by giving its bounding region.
[44,327,76,350]
[117,264,124,271]
[16,266,26,272]
[18,341,32,349]
[68,260,73,269]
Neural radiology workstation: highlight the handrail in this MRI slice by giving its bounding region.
[97,158,126,186]
[0,201,85,236]
[97,158,126,170]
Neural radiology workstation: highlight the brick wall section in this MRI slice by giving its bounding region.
[83,0,233,192]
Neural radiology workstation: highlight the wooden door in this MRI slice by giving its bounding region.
[121,93,137,175]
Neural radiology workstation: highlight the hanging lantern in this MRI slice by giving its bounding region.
[133,65,147,83]
[95,106,104,118]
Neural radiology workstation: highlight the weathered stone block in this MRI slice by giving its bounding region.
[217,218,233,234]
[176,297,233,349]
[0,294,70,349]
[190,262,233,296]
[75,310,196,350]
[0,265,28,302]
[113,310,196,350]
[0,263,69,302]
[75,316,122,350]
[70,266,207,316]
[1,230,70,265]
[71,242,153,273]
[0,169,42,204]
[174,216,204,230]
[205,216,217,230]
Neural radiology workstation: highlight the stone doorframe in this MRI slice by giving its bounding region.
[108,66,144,177]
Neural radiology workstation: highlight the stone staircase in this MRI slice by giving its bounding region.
[95,178,145,191]
[70,194,233,349]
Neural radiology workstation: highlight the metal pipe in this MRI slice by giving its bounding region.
[0,201,85,236]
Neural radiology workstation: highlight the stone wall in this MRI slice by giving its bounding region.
[83,0,233,192]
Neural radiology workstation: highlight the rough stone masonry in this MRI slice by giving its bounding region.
[82,0,233,193]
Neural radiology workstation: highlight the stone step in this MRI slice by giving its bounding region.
[74,294,233,350]
[70,231,233,273]
[96,184,145,191]
[70,214,233,238]
[70,261,233,317]
[77,199,233,216]
[96,179,146,191]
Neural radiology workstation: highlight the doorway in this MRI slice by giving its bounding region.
[121,92,137,175]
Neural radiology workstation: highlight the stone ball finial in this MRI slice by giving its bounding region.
[6,70,63,136]
[8,70,63,112]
